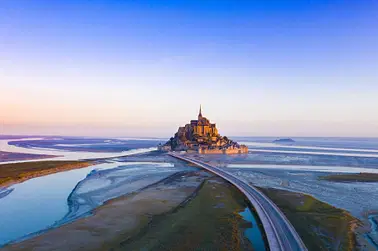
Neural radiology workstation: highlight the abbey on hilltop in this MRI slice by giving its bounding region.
[159,105,248,154]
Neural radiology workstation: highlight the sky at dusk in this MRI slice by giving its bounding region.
[1,0,378,137]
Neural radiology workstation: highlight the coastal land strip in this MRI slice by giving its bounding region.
[319,173,378,183]
[0,161,93,188]
[258,186,375,251]
[2,151,377,250]
[0,151,56,163]
[1,171,256,251]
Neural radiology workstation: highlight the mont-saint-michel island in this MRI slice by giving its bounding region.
[2,1,378,250]
[159,106,248,154]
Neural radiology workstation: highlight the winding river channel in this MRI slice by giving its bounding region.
[0,137,163,246]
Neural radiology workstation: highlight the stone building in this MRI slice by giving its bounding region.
[190,105,218,139]
[159,105,248,154]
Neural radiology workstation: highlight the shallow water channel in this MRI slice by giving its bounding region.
[239,207,266,250]
[0,161,187,246]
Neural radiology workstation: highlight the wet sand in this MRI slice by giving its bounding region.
[0,138,157,164]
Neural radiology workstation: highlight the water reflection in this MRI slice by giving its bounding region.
[0,161,191,246]
[239,207,266,251]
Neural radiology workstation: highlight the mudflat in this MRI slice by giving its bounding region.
[1,171,206,251]
[258,187,363,251]
[2,172,256,251]
[118,177,254,251]
[319,173,378,182]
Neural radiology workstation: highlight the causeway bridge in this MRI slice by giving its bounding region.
[168,152,308,251]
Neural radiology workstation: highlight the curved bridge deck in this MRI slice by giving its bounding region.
[169,152,308,251]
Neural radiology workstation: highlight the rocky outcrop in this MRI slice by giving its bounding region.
[273,138,295,144]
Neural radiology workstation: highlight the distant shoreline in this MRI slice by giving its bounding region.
[0,151,57,163]
[319,173,378,183]
[0,161,93,188]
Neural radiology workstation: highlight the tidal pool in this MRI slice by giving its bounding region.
[366,214,378,249]
[239,207,266,251]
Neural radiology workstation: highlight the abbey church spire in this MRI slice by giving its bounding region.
[159,105,248,154]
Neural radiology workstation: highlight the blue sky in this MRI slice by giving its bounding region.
[1,0,377,137]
